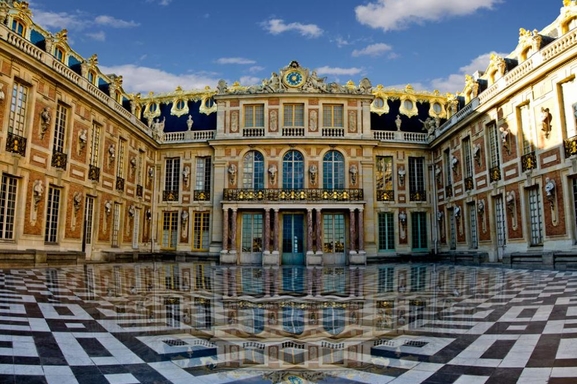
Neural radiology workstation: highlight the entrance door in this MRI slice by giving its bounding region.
[282,214,304,265]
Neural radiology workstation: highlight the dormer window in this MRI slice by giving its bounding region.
[11,19,25,36]
[87,70,96,85]
[54,47,64,63]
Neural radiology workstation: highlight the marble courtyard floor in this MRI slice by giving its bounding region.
[0,262,576,383]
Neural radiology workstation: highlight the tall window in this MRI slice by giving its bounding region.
[444,149,452,186]
[323,307,345,335]
[468,203,478,249]
[195,264,212,290]
[463,137,473,179]
[323,150,344,189]
[136,151,144,187]
[519,104,535,155]
[244,104,264,128]
[89,122,101,167]
[560,78,577,138]
[117,139,126,180]
[411,212,427,251]
[242,151,264,189]
[528,188,543,246]
[283,103,304,127]
[408,157,426,201]
[323,214,345,253]
[162,211,178,249]
[45,186,61,243]
[488,122,501,169]
[323,104,343,128]
[495,195,506,249]
[164,157,180,196]
[283,307,304,335]
[53,103,68,155]
[193,212,210,251]
[241,213,263,253]
[378,212,395,251]
[132,207,140,249]
[195,157,211,192]
[8,81,29,136]
[282,150,304,189]
[378,267,394,293]
[83,196,94,248]
[0,175,17,240]
[112,203,121,247]
[449,208,457,250]
[376,156,393,191]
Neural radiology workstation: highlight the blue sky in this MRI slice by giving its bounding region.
[28,0,562,95]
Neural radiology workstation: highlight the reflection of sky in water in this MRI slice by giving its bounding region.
[6,262,577,383]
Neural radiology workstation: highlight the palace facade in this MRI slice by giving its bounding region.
[0,0,576,269]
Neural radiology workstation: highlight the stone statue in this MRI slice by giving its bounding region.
[187,115,194,130]
[309,110,318,131]
[33,180,44,207]
[40,107,51,138]
[268,164,277,185]
[217,79,228,94]
[269,110,278,132]
[228,164,237,186]
[349,164,358,185]
[541,107,552,138]
[545,177,555,197]
[420,117,437,137]
[395,115,402,130]
[309,164,318,185]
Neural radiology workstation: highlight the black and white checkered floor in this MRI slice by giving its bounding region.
[1,263,577,383]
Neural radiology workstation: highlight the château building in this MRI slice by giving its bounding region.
[0,0,576,270]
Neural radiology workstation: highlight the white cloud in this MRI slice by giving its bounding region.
[355,0,501,31]
[315,66,363,76]
[334,36,351,47]
[95,15,140,28]
[216,57,256,65]
[429,52,506,93]
[86,31,106,41]
[248,66,265,73]
[238,76,262,86]
[262,19,323,38]
[352,43,392,57]
[31,9,85,31]
[99,64,221,94]
[160,0,173,5]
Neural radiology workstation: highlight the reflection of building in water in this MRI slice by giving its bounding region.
[77,262,490,372]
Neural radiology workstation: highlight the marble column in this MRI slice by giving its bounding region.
[315,209,322,254]
[230,209,238,254]
[264,209,271,254]
[349,209,357,252]
[273,209,280,253]
[358,208,365,252]
[222,208,229,252]
[307,209,313,254]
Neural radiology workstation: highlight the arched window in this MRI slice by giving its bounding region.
[323,150,344,189]
[87,70,97,85]
[282,150,304,189]
[323,307,345,335]
[242,151,264,189]
[11,19,25,36]
[54,46,64,62]
[242,307,264,334]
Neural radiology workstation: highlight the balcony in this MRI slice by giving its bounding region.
[564,135,577,158]
[163,190,179,202]
[223,188,364,202]
[5,132,27,156]
[409,190,427,202]
[88,165,100,182]
[376,190,394,202]
[521,152,537,172]
[51,151,68,170]
[116,176,125,192]
[194,189,210,201]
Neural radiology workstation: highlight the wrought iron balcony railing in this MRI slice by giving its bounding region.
[376,189,394,201]
[223,188,364,202]
[51,151,68,170]
[464,176,474,191]
[489,165,501,182]
[194,189,211,201]
[163,190,179,202]
[116,176,125,191]
[565,135,577,158]
[6,132,27,156]
[88,165,100,182]
[521,151,537,172]
[409,190,427,202]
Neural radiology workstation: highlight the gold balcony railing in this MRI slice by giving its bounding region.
[223,188,364,202]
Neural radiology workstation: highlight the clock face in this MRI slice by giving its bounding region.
[285,70,304,87]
